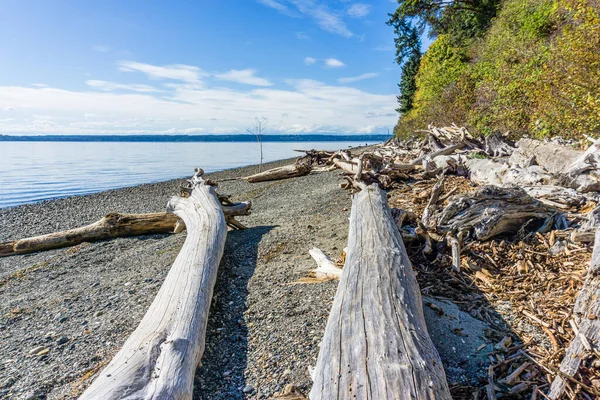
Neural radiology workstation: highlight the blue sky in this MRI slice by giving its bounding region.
[0,0,407,135]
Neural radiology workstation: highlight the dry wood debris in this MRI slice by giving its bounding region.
[298,125,600,399]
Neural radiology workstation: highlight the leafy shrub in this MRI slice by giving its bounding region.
[394,0,600,140]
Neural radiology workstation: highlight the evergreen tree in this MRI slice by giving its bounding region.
[397,51,421,114]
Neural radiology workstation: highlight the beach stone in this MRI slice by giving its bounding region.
[56,336,69,346]
[243,385,254,394]
[93,311,104,318]
[35,348,50,357]
[27,346,46,355]
[1,376,15,388]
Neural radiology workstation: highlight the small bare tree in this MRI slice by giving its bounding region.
[246,117,267,172]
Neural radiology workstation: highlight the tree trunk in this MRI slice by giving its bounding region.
[0,202,251,257]
[79,170,227,400]
[309,184,451,400]
[548,229,600,399]
[0,213,180,257]
[245,163,311,183]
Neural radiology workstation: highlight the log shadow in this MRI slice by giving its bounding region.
[193,225,275,400]
[405,236,525,399]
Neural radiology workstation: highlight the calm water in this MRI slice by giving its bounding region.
[0,140,375,208]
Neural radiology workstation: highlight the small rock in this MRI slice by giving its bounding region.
[58,316,69,323]
[283,369,292,376]
[28,346,46,355]
[124,282,132,287]
[94,311,104,318]
[24,391,37,400]
[56,336,69,346]
[36,347,50,356]
[243,385,254,394]
[1,376,15,388]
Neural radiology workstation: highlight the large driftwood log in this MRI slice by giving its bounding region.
[548,229,600,399]
[0,202,251,257]
[79,169,228,399]
[434,186,557,241]
[310,184,451,400]
[509,139,581,173]
[0,213,179,257]
[245,163,311,183]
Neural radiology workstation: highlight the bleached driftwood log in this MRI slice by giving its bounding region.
[308,247,342,280]
[245,163,311,183]
[79,169,228,400]
[509,139,581,173]
[310,184,451,400]
[0,201,251,257]
[411,142,465,166]
[434,186,557,241]
[549,229,600,399]
[0,213,180,257]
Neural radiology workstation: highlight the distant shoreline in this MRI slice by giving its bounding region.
[0,133,391,143]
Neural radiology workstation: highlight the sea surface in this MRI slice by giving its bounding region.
[0,140,379,208]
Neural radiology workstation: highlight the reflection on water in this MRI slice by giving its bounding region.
[0,141,373,208]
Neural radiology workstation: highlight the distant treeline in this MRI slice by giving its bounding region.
[0,134,391,143]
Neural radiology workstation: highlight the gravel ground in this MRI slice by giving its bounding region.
[0,158,494,399]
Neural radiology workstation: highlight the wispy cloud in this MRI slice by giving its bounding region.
[304,57,316,65]
[325,58,345,68]
[257,0,353,37]
[296,32,309,40]
[258,0,294,15]
[347,3,371,18]
[214,69,273,86]
[118,61,205,84]
[86,80,161,93]
[338,72,378,83]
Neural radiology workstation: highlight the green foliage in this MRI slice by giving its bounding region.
[394,0,600,140]
[397,52,422,113]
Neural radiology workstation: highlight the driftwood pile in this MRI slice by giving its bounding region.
[295,125,600,399]
[3,126,600,399]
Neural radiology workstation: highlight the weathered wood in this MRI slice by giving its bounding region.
[245,163,311,183]
[79,169,228,399]
[434,186,557,241]
[308,247,342,280]
[548,229,600,399]
[0,213,179,257]
[310,184,451,400]
[0,201,251,257]
[410,142,465,166]
[510,139,581,173]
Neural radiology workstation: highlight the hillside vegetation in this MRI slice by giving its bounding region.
[390,0,600,140]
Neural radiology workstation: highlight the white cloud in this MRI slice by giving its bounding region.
[86,80,161,93]
[325,58,345,68]
[257,0,352,38]
[296,32,309,40]
[347,3,371,18]
[338,72,378,83]
[304,57,317,65]
[93,45,111,52]
[31,83,47,88]
[214,69,273,86]
[258,0,293,15]
[0,69,396,134]
[118,61,205,84]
